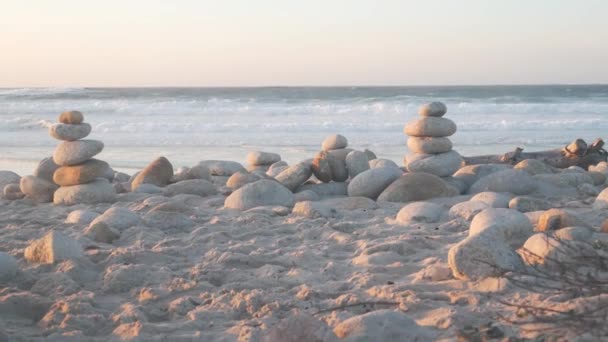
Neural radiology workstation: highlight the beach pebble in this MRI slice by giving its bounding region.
[226,171,262,190]
[407,137,452,154]
[3,183,24,200]
[405,150,463,177]
[48,122,91,141]
[131,156,173,191]
[396,202,445,224]
[53,178,116,205]
[162,179,217,197]
[275,162,313,191]
[294,190,320,202]
[508,196,551,212]
[377,172,450,203]
[52,159,110,186]
[58,110,84,124]
[65,209,100,225]
[53,140,104,166]
[404,117,457,137]
[24,231,83,264]
[296,182,347,197]
[453,164,512,188]
[33,157,59,183]
[347,167,402,200]
[333,310,431,341]
[449,201,490,221]
[468,169,537,195]
[265,312,338,342]
[321,134,348,151]
[514,159,555,175]
[312,151,333,183]
[470,192,512,208]
[246,151,281,166]
[345,150,370,179]
[225,179,295,210]
[292,201,337,219]
[368,158,400,170]
[418,101,447,117]
[319,196,378,210]
[198,160,246,176]
[327,150,349,182]
[0,170,21,190]
[84,222,120,244]
[448,233,523,280]
[469,208,533,249]
[0,252,18,280]
[90,207,140,232]
[19,175,58,203]
[536,208,589,232]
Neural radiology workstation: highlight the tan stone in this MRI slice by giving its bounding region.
[58,111,84,124]
[131,157,174,190]
[53,159,110,186]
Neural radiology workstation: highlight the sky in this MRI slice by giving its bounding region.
[1,0,608,87]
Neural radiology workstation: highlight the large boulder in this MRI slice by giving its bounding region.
[162,179,217,197]
[407,137,452,154]
[197,160,245,176]
[19,175,58,203]
[24,231,83,264]
[468,208,533,249]
[348,167,402,200]
[131,157,173,191]
[275,162,312,191]
[468,169,537,195]
[377,172,450,203]
[345,150,369,179]
[321,134,348,151]
[396,202,445,224]
[52,159,110,186]
[246,151,281,166]
[453,164,512,188]
[333,310,432,341]
[404,117,457,137]
[53,140,104,166]
[48,123,91,141]
[53,178,116,205]
[405,151,463,177]
[225,179,295,210]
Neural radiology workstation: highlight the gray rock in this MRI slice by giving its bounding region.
[225,179,295,210]
[197,160,246,176]
[535,173,594,188]
[404,117,457,137]
[441,176,468,194]
[368,158,399,170]
[468,169,537,195]
[453,164,512,188]
[0,252,18,280]
[554,226,594,242]
[294,190,320,202]
[348,167,402,199]
[133,183,163,194]
[407,137,452,154]
[33,157,59,183]
[296,182,348,197]
[448,201,490,221]
[226,171,261,190]
[508,196,551,212]
[345,150,369,179]
[24,231,83,264]
[520,233,596,266]
[363,149,377,160]
[405,150,463,177]
[377,172,449,203]
[514,159,555,175]
[327,150,349,182]
[58,110,84,124]
[333,310,432,341]
[163,179,217,197]
[20,175,58,203]
[0,170,21,190]
[578,183,599,196]
[418,101,447,117]
[53,178,116,205]
[312,151,333,183]
[537,208,590,232]
[84,222,120,243]
[3,183,24,200]
[321,134,348,151]
[275,162,312,191]
[65,209,100,225]
[396,202,445,224]
[48,123,91,141]
[469,208,533,249]
[52,140,104,166]
[246,151,281,166]
[131,156,174,191]
[470,192,512,208]
[89,207,140,232]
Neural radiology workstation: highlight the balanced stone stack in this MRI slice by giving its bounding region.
[404,102,463,177]
[50,111,115,205]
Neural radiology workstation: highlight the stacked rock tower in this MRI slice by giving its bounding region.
[50,111,115,205]
[404,102,464,177]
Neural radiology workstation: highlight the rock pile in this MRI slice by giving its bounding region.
[50,111,115,205]
[404,102,463,177]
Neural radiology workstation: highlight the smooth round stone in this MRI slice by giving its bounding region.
[53,178,116,205]
[224,179,295,210]
[33,157,59,183]
[404,117,457,137]
[20,175,58,203]
[345,150,370,179]
[53,159,110,186]
[405,151,463,177]
[418,102,447,117]
[0,170,21,191]
[312,151,333,183]
[53,140,104,166]
[48,123,91,141]
[0,252,18,280]
[3,183,25,200]
[468,169,538,195]
[396,202,445,224]
[327,150,350,182]
[407,137,452,154]
[321,134,348,151]
[275,162,313,191]
[378,172,451,203]
[226,171,261,190]
[131,157,174,191]
[197,160,246,176]
[246,151,281,166]
[347,167,403,200]
[58,111,84,124]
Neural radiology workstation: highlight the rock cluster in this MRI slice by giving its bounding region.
[404,102,463,177]
[50,111,115,205]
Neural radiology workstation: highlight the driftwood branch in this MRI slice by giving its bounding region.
[463,138,607,169]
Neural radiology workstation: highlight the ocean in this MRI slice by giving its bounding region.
[1,85,607,175]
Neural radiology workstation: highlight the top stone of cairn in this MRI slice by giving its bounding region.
[321,134,348,151]
[418,102,447,117]
[58,111,84,124]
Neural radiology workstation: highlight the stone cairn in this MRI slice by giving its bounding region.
[404,102,463,177]
[50,111,115,205]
